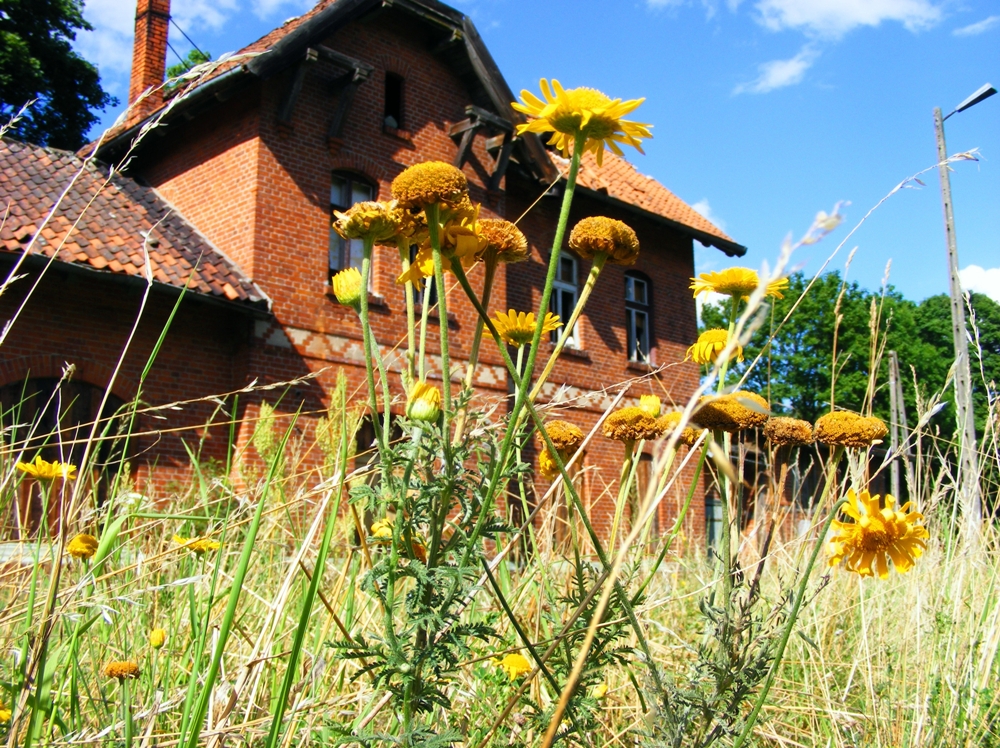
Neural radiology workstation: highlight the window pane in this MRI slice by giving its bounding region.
[634,278,647,305]
[558,256,576,285]
[352,181,374,205]
[629,309,649,361]
[331,175,349,208]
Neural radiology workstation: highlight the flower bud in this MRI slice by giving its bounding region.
[332,267,363,310]
[406,381,441,422]
[149,628,167,649]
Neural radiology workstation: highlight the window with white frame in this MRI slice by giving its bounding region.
[550,254,579,346]
[329,172,375,281]
[625,272,651,362]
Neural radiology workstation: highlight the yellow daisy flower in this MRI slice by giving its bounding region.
[827,489,929,578]
[494,652,532,680]
[66,533,99,559]
[687,329,743,365]
[172,534,221,555]
[0,703,10,723]
[491,309,562,346]
[395,203,485,288]
[16,455,77,481]
[513,79,652,166]
[690,267,788,301]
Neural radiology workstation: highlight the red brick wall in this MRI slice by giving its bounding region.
[130,6,709,543]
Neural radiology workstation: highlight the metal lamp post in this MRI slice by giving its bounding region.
[933,82,996,542]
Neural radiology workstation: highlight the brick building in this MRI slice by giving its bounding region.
[0,0,745,542]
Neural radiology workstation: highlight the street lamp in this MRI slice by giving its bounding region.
[933,81,996,542]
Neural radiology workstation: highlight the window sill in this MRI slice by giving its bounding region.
[627,359,657,372]
[544,342,590,361]
[325,288,388,310]
[383,125,413,141]
[422,307,459,329]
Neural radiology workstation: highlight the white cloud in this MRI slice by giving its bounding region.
[755,0,942,37]
[960,265,1000,304]
[733,46,817,94]
[691,198,727,232]
[953,15,1000,36]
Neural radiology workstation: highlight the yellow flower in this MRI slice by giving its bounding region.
[694,392,769,432]
[603,406,666,442]
[395,203,485,288]
[690,267,788,301]
[104,661,140,680]
[543,420,584,452]
[591,682,609,700]
[764,417,814,447]
[512,79,652,166]
[172,534,221,555]
[406,381,442,422]
[687,329,743,365]
[371,519,394,539]
[149,628,167,650]
[539,448,560,480]
[639,395,661,417]
[827,489,929,578]
[66,533,99,559]
[491,309,562,346]
[369,519,427,561]
[814,412,888,449]
[16,455,77,481]
[568,216,640,266]
[391,161,469,208]
[658,412,706,447]
[0,704,10,723]
[333,200,406,242]
[478,219,529,263]
[332,267,363,310]
[494,652,532,680]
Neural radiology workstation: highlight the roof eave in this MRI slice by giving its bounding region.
[576,186,747,257]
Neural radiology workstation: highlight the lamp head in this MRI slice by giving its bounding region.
[955,83,996,114]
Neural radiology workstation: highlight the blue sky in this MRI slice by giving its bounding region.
[76,0,999,304]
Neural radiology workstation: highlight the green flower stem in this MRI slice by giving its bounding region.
[529,251,606,402]
[449,262,663,695]
[417,274,433,382]
[122,678,133,748]
[426,203,451,421]
[731,497,848,748]
[398,245,417,381]
[714,428,734,605]
[607,438,637,552]
[633,441,708,604]
[462,254,497,391]
[359,237,388,458]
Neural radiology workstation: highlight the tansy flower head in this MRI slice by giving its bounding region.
[694,392,769,432]
[827,489,929,578]
[494,652,532,680]
[513,79,652,166]
[687,329,743,366]
[814,412,888,449]
[406,381,442,422]
[332,267,363,310]
[690,267,788,301]
[659,411,706,447]
[16,455,76,481]
[333,200,406,242]
[639,394,661,417]
[478,218,529,264]
[66,533,99,559]
[172,534,221,555]
[568,216,640,266]
[764,417,814,447]
[603,407,666,442]
[104,661,140,680]
[149,628,167,649]
[391,161,468,208]
[543,420,584,452]
[492,309,561,347]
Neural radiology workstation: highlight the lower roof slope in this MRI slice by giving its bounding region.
[0,138,268,310]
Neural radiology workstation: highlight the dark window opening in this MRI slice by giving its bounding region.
[551,254,579,346]
[330,172,376,281]
[384,73,404,130]
[625,273,652,362]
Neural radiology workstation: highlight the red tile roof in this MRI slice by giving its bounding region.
[554,151,737,248]
[0,138,267,309]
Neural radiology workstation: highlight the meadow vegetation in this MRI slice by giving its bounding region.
[1,74,997,748]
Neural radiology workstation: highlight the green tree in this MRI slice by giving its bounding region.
[166,48,211,82]
[0,0,114,150]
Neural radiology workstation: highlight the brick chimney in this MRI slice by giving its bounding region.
[127,0,170,120]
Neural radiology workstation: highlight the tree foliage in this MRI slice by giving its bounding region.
[0,0,114,149]
[701,272,1000,436]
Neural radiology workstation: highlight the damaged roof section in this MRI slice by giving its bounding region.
[0,138,269,310]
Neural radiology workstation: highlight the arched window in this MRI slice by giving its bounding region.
[329,171,376,281]
[625,272,651,362]
[550,253,579,347]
